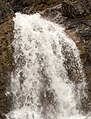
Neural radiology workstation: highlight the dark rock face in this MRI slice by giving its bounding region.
[10,0,60,13]
[11,0,35,12]
[61,2,81,18]
[0,1,14,118]
[61,0,91,19]
[0,1,14,24]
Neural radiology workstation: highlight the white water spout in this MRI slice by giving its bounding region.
[6,13,86,119]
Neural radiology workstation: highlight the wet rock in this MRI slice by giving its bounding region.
[0,1,14,24]
[11,0,61,14]
[78,26,91,43]
[0,1,14,118]
[41,3,91,113]
[61,2,80,18]
[0,19,14,117]
[61,0,91,19]
[88,46,91,62]
[11,0,35,12]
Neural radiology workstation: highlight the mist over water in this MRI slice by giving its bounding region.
[6,13,86,119]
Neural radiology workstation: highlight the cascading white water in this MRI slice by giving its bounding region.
[6,13,87,119]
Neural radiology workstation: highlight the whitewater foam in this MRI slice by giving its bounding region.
[6,13,86,119]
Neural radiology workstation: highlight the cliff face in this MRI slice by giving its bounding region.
[0,0,91,117]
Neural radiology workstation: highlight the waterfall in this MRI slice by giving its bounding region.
[6,13,86,119]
